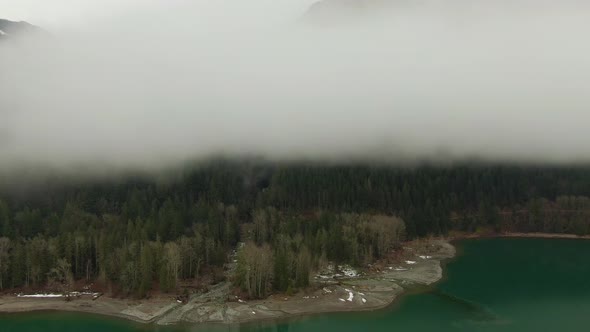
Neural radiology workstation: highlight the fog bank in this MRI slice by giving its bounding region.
[1,0,590,174]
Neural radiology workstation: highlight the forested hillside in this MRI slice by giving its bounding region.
[1,161,590,297]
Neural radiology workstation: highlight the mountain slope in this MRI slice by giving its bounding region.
[0,19,42,40]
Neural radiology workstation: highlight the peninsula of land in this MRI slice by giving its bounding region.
[0,239,455,325]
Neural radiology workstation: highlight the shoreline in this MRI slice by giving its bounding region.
[0,239,456,326]
[501,232,590,239]
[451,231,590,241]
[2,233,586,326]
[0,295,179,324]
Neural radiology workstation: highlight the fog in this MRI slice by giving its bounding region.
[1,0,590,174]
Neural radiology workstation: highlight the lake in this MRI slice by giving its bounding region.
[2,238,590,331]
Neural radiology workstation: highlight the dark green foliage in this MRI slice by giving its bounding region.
[1,161,590,296]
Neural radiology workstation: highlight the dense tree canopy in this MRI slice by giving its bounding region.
[1,160,590,297]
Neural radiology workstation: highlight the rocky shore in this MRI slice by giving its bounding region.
[0,239,455,326]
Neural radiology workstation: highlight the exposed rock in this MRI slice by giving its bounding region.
[149,239,455,325]
[0,240,454,326]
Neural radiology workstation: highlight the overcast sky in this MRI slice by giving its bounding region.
[0,0,315,28]
[1,0,590,175]
[0,0,143,26]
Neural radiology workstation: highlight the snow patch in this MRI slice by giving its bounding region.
[316,264,359,279]
[17,293,63,298]
[345,289,354,302]
[405,260,417,265]
[386,266,403,272]
[0,30,6,36]
[419,255,432,259]
[323,287,332,293]
[70,291,100,297]
[339,298,345,302]
[362,298,367,303]
[339,265,359,278]
[16,291,100,298]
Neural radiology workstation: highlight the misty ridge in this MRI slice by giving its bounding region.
[1,0,590,177]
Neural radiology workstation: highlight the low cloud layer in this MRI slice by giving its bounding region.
[1,0,590,173]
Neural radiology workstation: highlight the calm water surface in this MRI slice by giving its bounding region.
[3,238,590,332]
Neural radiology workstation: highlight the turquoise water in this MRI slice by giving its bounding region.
[3,238,590,331]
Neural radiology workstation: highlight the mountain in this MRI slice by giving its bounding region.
[0,19,42,40]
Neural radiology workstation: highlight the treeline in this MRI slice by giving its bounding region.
[1,161,590,296]
[0,201,238,297]
[234,211,405,298]
[257,164,590,236]
[0,234,224,297]
[493,195,590,235]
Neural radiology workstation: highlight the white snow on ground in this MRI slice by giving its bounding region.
[405,260,417,264]
[238,299,246,303]
[323,287,332,293]
[251,311,256,314]
[0,30,6,35]
[419,255,432,259]
[340,265,359,278]
[387,266,409,271]
[17,293,63,298]
[70,291,100,296]
[362,298,367,303]
[339,298,345,302]
[345,289,354,302]
[17,291,100,298]
[316,264,360,279]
